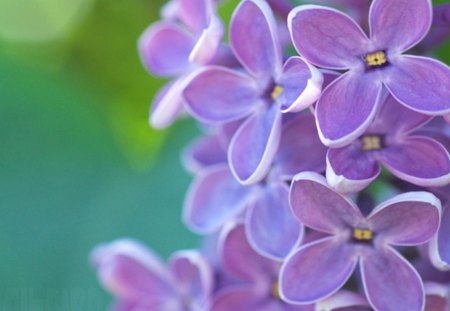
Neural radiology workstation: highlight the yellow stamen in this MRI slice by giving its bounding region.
[361,135,382,151]
[271,85,284,100]
[365,51,387,67]
[272,282,280,299]
[353,228,373,241]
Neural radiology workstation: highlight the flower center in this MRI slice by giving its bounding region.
[352,228,373,241]
[364,50,388,69]
[272,281,281,299]
[271,85,284,100]
[360,134,383,151]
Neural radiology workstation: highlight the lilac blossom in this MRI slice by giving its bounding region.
[212,221,314,311]
[424,282,450,311]
[184,114,326,260]
[326,95,450,193]
[288,0,450,147]
[280,172,441,311]
[91,239,214,311]
[429,185,450,269]
[315,290,371,311]
[184,0,323,185]
[139,0,226,128]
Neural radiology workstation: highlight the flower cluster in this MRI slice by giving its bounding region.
[92,0,450,310]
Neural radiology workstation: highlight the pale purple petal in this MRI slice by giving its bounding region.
[183,164,255,233]
[368,95,431,134]
[91,240,174,303]
[316,72,384,147]
[385,55,450,115]
[380,136,450,187]
[182,135,227,174]
[230,0,282,78]
[290,172,364,235]
[184,67,260,123]
[360,247,425,311]
[246,182,303,261]
[178,0,209,33]
[288,5,370,70]
[229,105,282,185]
[276,57,323,113]
[138,22,194,77]
[437,206,450,265]
[212,287,275,311]
[280,236,358,304]
[367,192,441,246]
[316,290,370,311]
[326,146,380,193]
[169,251,213,309]
[150,78,185,129]
[220,222,277,282]
[369,0,432,53]
[189,15,224,65]
[273,113,327,179]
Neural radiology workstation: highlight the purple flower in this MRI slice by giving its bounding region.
[280,172,441,311]
[326,95,450,193]
[424,282,450,311]
[315,290,371,311]
[139,0,226,128]
[429,185,450,269]
[184,0,323,185]
[288,0,450,147]
[184,114,326,260]
[212,221,314,311]
[91,239,214,311]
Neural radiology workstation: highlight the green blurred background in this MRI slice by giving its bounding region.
[0,0,449,310]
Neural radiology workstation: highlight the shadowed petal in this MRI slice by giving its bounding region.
[280,236,358,304]
[276,57,323,113]
[385,56,450,115]
[369,0,432,53]
[230,0,282,78]
[360,247,425,311]
[290,172,363,235]
[138,22,194,77]
[184,67,260,123]
[288,5,369,70]
[182,135,227,174]
[273,113,327,179]
[380,136,450,187]
[220,222,277,282]
[246,182,303,261]
[368,192,441,246]
[229,105,282,185]
[326,146,380,193]
[316,72,384,147]
[183,164,255,233]
[437,206,450,265]
[212,287,276,311]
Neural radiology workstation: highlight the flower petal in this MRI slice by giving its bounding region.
[183,164,255,233]
[288,5,369,70]
[230,0,282,78]
[385,55,450,115]
[280,236,358,304]
[149,78,185,129]
[211,287,276,311]
[316,72,384,147]
[189,15,224,65]
[138,22,194,77]
[326,145,380,193]
[369,0,432,53]
[437,205,450,265]
[273,113,327,179]
[367,192,441,246]
[182,134,227,174]
[246,182,303,261]
[178,0,209,33]
[183,66,260,123]
[360,247,425,311]
[316,290,371,311]
[229,105,282,185]
[219,222,277,282]
[277,56,323,113]
[379,136,450,187]
[290,172,364,235]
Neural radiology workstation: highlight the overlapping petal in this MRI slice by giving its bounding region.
[189,15,224,65]
[184,67,260,123]
[369,0,432,52]
[290,172,363,234]
[437,206,450,265]
[316,72,384,147]
[367,192,441,246]
[182,135,227,173]
[280,236,358,304]
[230,0,282,78]
[385,56,450,115]
[178,0,209,33]
[288,5,369,70]
[229,105,282,185]
[360,247,425,311]
[246,182,303,261]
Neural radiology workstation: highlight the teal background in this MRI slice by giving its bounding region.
[0,0,449,310]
